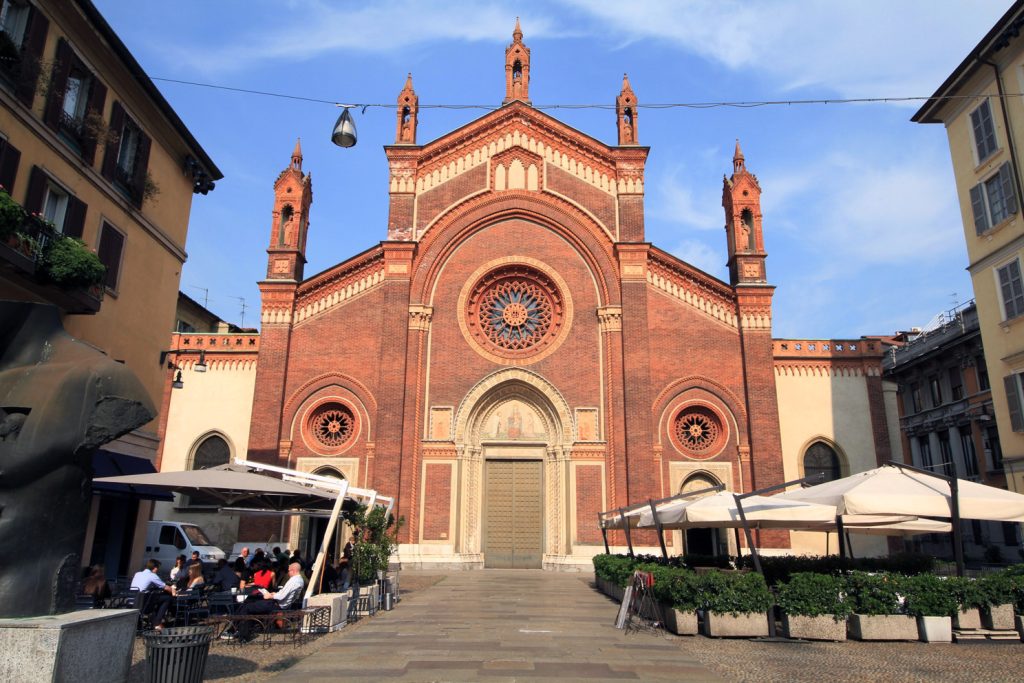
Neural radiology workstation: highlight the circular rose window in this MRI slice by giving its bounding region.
[672,405,726,457]
[466,265,563,358]
[309,403,355,449]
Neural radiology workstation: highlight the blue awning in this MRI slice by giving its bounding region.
[92,450,174,501]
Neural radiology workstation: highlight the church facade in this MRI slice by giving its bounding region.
[163,25,903,569]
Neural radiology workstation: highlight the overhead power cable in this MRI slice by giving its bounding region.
[150,76,1024,111]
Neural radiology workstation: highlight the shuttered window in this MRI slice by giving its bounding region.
[0,1,48,106]
[24,165,86,237]
[997,259,1024,320]
[1004,374,1024,433]
[42,39,107,164]
[970,100,999,162]
[0,137,20,193]
[96,221,124,291]
[101,101,151,208]
[971,162,1019,234]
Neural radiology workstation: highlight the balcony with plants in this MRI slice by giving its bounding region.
[0,187,105,314]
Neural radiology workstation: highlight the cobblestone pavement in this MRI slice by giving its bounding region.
[273,570,722,682]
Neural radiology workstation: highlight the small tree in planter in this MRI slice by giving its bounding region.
[844,572,917,641]
[776,572,851,641]
[699,570,772,637]
[349,505,403,586]
[902,574,958,642]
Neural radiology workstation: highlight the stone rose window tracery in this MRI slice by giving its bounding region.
[467,265,563,358]
[309,403,355,449]
[671,405,726,457]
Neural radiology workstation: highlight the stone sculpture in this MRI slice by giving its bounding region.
[0,302,155,617]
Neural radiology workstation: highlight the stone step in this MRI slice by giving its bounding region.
[953,628,1021,642]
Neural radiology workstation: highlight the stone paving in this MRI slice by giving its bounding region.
[273,570,722,682]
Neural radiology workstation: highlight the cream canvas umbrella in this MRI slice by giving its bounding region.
[636,490,839,529]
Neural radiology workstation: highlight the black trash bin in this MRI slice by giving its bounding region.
[142,625,215,683]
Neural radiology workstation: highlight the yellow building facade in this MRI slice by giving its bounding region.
[0,0,220,575]
[914,1,1024,494]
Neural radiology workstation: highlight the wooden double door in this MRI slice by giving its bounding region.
[482,459,543,568]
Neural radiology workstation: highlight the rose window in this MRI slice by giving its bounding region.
[467,265,562,356]
[673,406,724,454]
[310,404,355,448]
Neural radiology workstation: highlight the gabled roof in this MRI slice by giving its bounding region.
[913,0,1024,124]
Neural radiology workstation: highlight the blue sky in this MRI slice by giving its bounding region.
[95,1,1010,338]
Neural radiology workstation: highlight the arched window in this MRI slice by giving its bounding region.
[513,60,523,80]
[803,441,841,483]
[313,466,345,480]
[680,472,720,498]
[278,204,294,245]
[401,106,411,125]
[185,434,230,507]
[741,209,755,250]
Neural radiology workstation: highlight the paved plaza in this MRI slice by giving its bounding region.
[273,570,721,682]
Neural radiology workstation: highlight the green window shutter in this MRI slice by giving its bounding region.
[970,184,988,234]
[1004,374,1024,433]
[1000,163,1018,216]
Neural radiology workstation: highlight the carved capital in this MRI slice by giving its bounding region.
[597,305,623,333]
[408,304,434,331]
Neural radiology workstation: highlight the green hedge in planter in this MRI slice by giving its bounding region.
[901,574,959,617]
[844,572,903,616]
[775,572,851,620]
[978,571,1024,611]
[699,570,772,616]
[736,553,934,586]
[0,188,26,239]
[593,554,639,587]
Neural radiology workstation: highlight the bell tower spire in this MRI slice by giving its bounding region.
[722,139,767,286]
[616,73,638,145]
[504,17,531,105]
[395,73,418,144]
[266,140,313,282]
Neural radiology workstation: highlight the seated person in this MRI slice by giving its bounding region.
[168,555,187,584]
[250,560,275,590]
[211,559,240,592]
[185,562,205,591]
[234,562,306,642]
[232,557,252,583]
[81,565,111,606]
[130,559,174,630]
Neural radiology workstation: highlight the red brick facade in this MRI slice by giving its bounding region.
[245,26,790,565]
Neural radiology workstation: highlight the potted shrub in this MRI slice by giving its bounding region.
[652,567,701,636]
[902,574,957,643]
[776,572,850,641]
[700,570,771,637]
[592,554,636,601]
[979,571,1018,631]
[845,572,917,641]
[947,576,985,630]
[39,235,106,289]
[349,505,403,587]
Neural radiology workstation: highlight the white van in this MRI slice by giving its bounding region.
[144,521,226,577]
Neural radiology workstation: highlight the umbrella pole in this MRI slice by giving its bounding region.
[734,494,775,638]
[304,480,349,603]
[733,527,742,560]
[599,514,610,554]
[836,516,847,560]
[620,508,635,558]
[649,500,668,559]
[951,476,965,577]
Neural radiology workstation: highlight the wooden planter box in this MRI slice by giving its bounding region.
[916,616,952,643]
[703,611,768,638]
[983,604,1016,631]
[661,605,699,636]
[953,608,981,630]
[781,614,847,641]
[848,614,918,641]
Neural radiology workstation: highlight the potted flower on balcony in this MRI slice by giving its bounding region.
[700,570,772,638]
[845,572,917,641]
[902,573,957,643]
[38,235,105,290]
[776,572,851,641]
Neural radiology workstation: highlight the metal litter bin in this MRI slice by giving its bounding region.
[143,625,215,683]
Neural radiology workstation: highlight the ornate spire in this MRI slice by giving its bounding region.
[733,138,745,174]
[395,73,419,144]
[504,18,531,104]
[291,138,302,171]
[616,73,638,145]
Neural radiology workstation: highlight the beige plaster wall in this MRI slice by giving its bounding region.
[152,361,256,547]
[775,369,888,556]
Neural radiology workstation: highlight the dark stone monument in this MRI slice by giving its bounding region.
[0,302,155,617]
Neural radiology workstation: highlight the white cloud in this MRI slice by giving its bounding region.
[668,237,726,277]
[559,0,1008,98]
[650,162,722,231]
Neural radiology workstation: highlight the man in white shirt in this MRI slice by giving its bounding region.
[130,559,174,629]
[234,562,305,642]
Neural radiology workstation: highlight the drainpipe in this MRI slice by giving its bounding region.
[983,60,1024,207]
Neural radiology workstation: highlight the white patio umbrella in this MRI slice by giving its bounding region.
[636,490,839,529]
[776,464,1024,522]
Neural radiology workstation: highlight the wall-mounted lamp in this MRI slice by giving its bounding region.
[159,349,208,389]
